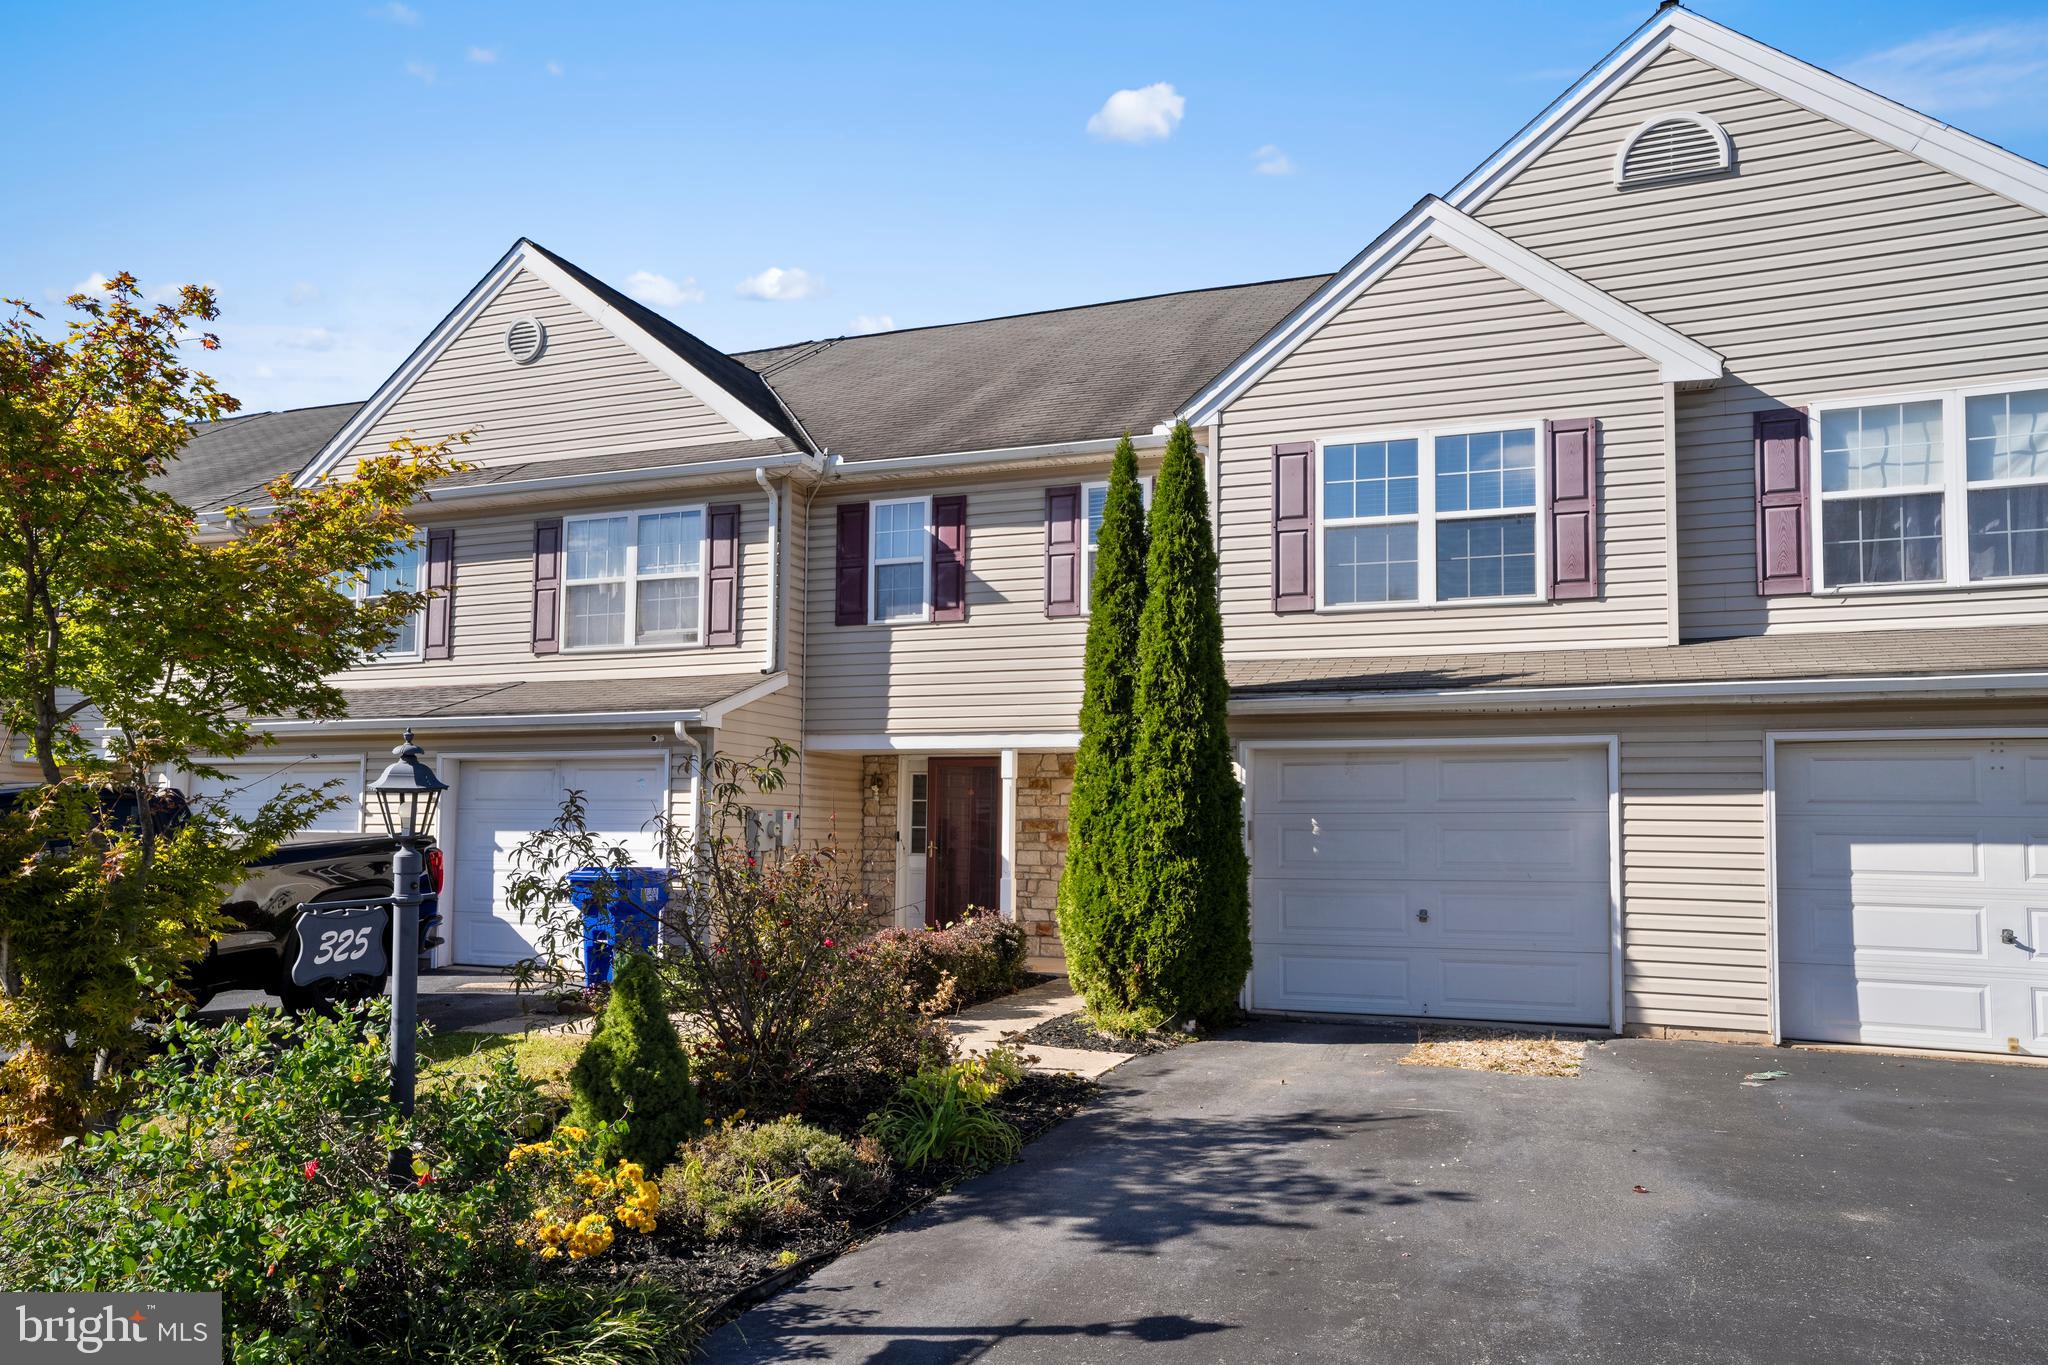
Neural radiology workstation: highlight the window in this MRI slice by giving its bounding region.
[1813,382,2048,590]
[1317,424,1542,608]
[1080,476,1153,609]
[562,506,706,649]
[871,497,930,623]
[907,771,928,854]
[349,538,425,660]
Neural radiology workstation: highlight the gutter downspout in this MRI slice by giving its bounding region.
[673,722,708,843]
[754,466,781,674]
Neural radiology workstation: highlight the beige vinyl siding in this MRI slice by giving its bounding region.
[1216,238,1670,660]
[340,485,772,686]
[1232,696,2048,1034]
[1471,47,2048,638]
[333,268,746,479]
[804,466,1111,735]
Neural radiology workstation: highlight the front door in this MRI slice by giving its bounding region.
[926,756,1000,927]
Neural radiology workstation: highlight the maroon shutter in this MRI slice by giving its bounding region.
[423,527,455,659]
[932,494,967,622]
[835,502,869,626]
[705,503,740,646]
[1545,418,1600,601]
[1045,485,1081,618]
[531,517,562,655]
[1755,407,1811,595]
[1272,442,1316,613]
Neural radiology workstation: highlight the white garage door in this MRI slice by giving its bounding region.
[452,757,668,967]
[187,758,362,832]
[1776,739,2048,1055]
[1249,745,1613,1026]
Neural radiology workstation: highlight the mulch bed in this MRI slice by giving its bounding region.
[1018,1009,1192,1057]
[585,1070,1099,1331]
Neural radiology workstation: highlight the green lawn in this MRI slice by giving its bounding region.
[421,1028,588,1106]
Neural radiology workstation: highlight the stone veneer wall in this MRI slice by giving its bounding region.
[857,756,898,925]
[1013,752,1074,967]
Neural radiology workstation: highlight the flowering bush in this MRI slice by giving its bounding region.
[0,1003,556,1359]
[865,912,1028,1015]
[511,1121,663,1261]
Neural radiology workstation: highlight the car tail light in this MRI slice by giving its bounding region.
[426,847,444,895]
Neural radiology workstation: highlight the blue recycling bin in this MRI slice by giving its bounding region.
[570,865,669,986]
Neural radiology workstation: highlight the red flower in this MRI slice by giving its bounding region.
[416,1171,436,1187]
[822,938,835,949]
[303,1159,319,1180]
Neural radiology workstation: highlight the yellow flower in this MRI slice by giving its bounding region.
[558,1126,588,1142]
[539,1245,561,1259]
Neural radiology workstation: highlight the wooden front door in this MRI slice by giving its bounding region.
[925,756,1000,927]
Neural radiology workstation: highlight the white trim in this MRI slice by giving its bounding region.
[998,748,1018,921]
[257,708,708,735]
[1179,197,1721,425]
[1238,735,1623,1034]
[1312,420,1547,612]
[828,432,1167,479]
[1761,726,2048,1046]
[868,494,933,625]
[1227,669,2048,714]
[804,731,1082,753]
[1448,8,2048,219]
[436,747,672,968]
[1808,376,2048,594]
[698,673,790,729]
[1611,110,1734,188]
[295,240,780,489]
[559,503,710,652]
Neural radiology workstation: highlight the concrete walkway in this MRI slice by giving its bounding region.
[947,977,1133,1081]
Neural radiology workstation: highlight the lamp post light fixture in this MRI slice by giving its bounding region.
[367,727,447,1181]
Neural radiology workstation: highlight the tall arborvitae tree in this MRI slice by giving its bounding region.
[1056,435,1149,1008]
[1120,420,1250,1028]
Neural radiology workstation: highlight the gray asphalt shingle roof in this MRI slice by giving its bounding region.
[162,402,364,512]
[269,675,767,724]
[1226,625,2048,699]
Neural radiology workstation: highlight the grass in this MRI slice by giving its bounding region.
[421,1028,589,1105]
[1398,1024,1589,1079]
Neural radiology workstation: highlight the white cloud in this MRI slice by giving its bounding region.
[280,327,338,352]
[404,60,435,84]
[623,271,705,309]
[48,272,111,302]
[467,46,496,64]
[289,281,320,306]
[372,2,419,24]
[848,314,895,335]
[1252,144,1296,176]
[1087,82,1185,143]
[1842,21,2048,120]
[545,60,563,77]
[736,267,823,302]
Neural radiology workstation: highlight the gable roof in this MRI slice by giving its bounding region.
[289,239,805,490]
[736,275,1327,463]
[1177,197,1723,425]
[1450,4,2048,218]
[161,402,364,512]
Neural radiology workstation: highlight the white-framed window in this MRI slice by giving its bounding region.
[562,505,707,649]
[349,536,425,661]
[907,771,928,853]
[1316,423,1543,609]
[1080,476,1154,610]
[870,496,931,624]
[1813,380,2048,591]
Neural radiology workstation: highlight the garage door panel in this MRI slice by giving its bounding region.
[1438,953,1610,1022]
[1435,750,1606,809]
[1255,882,1416,944]
[1254,949,1414,1015]
[463,762,560,802]
[1436,817,1606,880]
[1263,818,1413,879]
[1776,738,2048,1054]
[1780,749,1986,808]
[189,761,362,833]
[1434,886,1611,952]
[1262,755,1408,808]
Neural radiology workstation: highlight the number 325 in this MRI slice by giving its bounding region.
[312,925,375,965]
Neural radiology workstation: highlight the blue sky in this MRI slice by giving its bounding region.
[7,1,2048,413]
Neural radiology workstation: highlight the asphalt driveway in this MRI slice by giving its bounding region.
[701,1018,2048,1364]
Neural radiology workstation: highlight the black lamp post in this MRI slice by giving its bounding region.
[366,728,446,1180]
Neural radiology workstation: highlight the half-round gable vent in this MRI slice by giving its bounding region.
[1613,112,1733,188]
[504,315,547,366]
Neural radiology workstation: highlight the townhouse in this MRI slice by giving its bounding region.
[174,5,2048,1057]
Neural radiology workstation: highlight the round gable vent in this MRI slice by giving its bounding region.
[1613,111,1734,188]
[504,315,547,366]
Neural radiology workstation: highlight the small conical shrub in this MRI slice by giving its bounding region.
[567,951,701,1172]
[1119,420,1251,1028]
[1057,434,1149,1008]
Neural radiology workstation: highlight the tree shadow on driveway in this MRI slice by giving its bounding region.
[711,1302,1235,1364]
